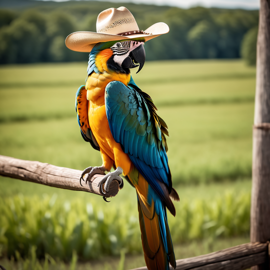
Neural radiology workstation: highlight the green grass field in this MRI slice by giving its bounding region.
[0,60,255,268]
[0,60,255,183]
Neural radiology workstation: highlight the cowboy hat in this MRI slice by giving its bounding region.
[65,6,169,53]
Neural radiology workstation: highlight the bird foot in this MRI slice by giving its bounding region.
[98,167,123,195]
[80,165,106,186]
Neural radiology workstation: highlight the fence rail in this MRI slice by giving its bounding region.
[0,155,120,198]
[135,242,269,270]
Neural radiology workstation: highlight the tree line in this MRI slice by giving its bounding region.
[0,1,258,65]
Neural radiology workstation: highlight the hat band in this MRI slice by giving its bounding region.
[117,30,150,36]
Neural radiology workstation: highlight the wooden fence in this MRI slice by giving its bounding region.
[136,242,269,270]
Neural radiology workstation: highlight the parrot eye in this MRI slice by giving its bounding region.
[111,41,130,55]
[111,42,123,49]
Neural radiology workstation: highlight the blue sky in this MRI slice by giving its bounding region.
[97,0,259,9]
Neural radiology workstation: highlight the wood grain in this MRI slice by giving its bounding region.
[0,155,120,197]
[134,242,269,270]
[251,1,270,270]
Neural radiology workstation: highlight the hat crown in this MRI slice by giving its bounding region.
[96,7,139,35]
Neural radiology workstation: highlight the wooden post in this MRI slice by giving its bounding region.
[251,0,270,269]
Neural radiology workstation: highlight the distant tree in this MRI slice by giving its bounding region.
[81,15,96,32]
[20,10,47,33]
[0,9,17,28]
[163,12,191,59]
[215,10,258,58]
[241,26,258,66]
[145,8,192,60]
[46,11,75,38]
[45,11,76,61]
[186,6,212,26]
[9,19,43,63]
[48,35,65,62]
[0,19,43,64]
[188,20,218,58]
[0,5,260,64]
[0,26,16,63]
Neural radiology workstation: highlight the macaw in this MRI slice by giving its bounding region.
[76,39,179,270]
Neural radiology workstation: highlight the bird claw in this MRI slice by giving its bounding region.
[103,196,110,202]
[80,166,106,186]
[97,167,123,195]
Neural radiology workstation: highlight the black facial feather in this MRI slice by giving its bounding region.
[107,55,130,74]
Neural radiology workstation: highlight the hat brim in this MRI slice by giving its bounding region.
[65,22,169,53]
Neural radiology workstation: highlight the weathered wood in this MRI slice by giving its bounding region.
[134,242,268,270]
[251,1,270,270]
[268,242,270,269]
[254,0,270,125]
[0,155,120,197]
[187,252,266,270]
[252,127,270,239]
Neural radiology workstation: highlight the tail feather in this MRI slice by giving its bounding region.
[138,198,167,270]
[136,178,176,270]
[170,187,180,202]
[127,168,176,270]
[165,219,177,268]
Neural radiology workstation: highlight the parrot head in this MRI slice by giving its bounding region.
[110,40,145,73]
[87,40,145,76]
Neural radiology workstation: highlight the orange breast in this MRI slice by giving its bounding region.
[86,70,130,160]
[89,104,115,159]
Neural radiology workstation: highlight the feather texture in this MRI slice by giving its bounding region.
[128,168,176,270]
[75,85,100,151]
[105,80,178,269]
[105,81,173,199]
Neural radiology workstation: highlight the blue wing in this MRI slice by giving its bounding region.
[105,79,174,212]
[75,85,100,151]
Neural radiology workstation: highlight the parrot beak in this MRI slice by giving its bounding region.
[122,42,145,74]
[130,44,145,74]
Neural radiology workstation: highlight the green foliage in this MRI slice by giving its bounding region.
[188,20,218,58]
[20,10,47,33]
[117,250,126,270]
[0,191,250,262]
[0,2,258,64]
[0,246,128,270]
[46,11,76,38]
[49,36,67,62]
[0,195,141,261]
[0,9,17,28]
[9,19,43,63]
[0,18,44,63]
[241,26,258,66]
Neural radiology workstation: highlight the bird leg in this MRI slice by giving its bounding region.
[80,165,106,186]
[98,167,123,195]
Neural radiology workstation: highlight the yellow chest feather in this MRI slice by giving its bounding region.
[85,71,130,158]
[86,71,130,105]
